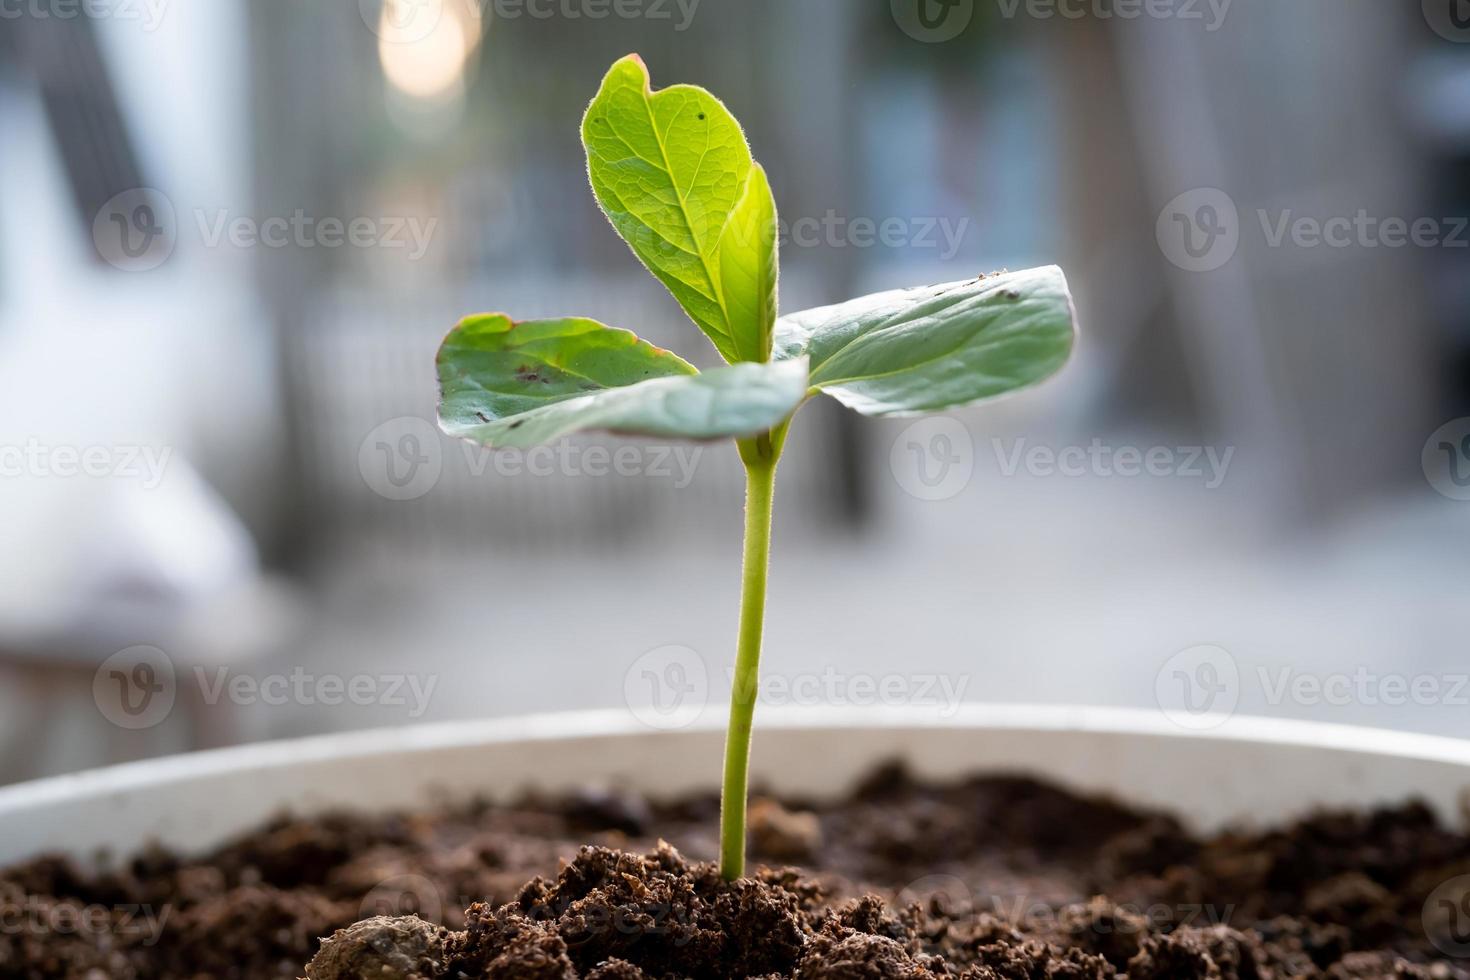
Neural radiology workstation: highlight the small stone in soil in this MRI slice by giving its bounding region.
[306,915,449,980]
[749,797,823,863]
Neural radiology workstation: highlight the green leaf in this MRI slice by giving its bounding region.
[582,54,777,365]
[437,314,808,449]
[774,266,1077,417]
[717,162,778,362]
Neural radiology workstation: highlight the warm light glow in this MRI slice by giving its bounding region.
[377,0,479,101]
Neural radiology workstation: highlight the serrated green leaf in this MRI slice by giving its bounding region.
[582,54,776,365]
[774,266,1077,417]
[437,314,808,448]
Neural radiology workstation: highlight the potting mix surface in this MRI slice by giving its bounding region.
[3,764,1467,978]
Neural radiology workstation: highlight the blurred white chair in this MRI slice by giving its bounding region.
[0,454,303,784]
[0,3,288,783]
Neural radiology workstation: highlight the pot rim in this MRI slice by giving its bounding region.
[3,703,1467,814]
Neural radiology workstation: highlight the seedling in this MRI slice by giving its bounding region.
[436,55,1077,881]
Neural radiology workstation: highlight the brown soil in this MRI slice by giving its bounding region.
[2,764,1469,978]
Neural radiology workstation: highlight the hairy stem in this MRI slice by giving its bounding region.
[720,431,784,880]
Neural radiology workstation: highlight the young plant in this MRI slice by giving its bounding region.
[436,55,1077,881]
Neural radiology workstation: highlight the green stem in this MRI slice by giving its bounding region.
[720,430,784,880]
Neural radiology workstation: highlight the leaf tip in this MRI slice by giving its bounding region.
[1036,264,1079,343]
[612,52,651,89]
[583,55,652,142]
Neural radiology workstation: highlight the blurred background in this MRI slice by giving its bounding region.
[0,0,1466,785]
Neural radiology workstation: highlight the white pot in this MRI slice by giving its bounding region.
[1,705,1467,867]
